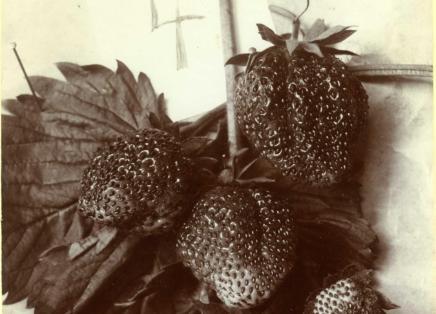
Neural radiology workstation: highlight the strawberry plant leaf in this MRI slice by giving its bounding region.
[304,19,328,41]
[377,292,400,310]
[279,32,292,40]
[182,117,227,161]
[25,232,141,314]
[56,62,114,91]
[178,103,226,139]
[256,24,285,47]
[193,157,219,171]
[3,97,41,124]
[29,76,137,134]
[311,26,356,45]
[72,236,162,314]
[236,157,279,181]
[2,139,99,208]
[2,204,93,304]
[136,72,158,127]
[2,61,167,312]
[286,39,300,55]
[3,95,126,141]
[83,235,193,314]
[300,42,324,58]
[321,46,358,56]
[225,54,250,66]
[1,115,53,144]
[182,137,215,156]
[34,61,162,132]
[68,227,118,260]
[115,60,139,104]
[268,5,297,20]
[290,184,377,268]
[156,93,173,129]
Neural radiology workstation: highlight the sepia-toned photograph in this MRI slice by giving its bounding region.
[1,1,433,313]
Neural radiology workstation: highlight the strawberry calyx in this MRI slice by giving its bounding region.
[258,21,358,58]
[225,20,357,69]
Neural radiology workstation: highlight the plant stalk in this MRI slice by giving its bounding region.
[349,64,433,79]
[219,0,241,165]
[292,20,300,40]
[292,0,310,40]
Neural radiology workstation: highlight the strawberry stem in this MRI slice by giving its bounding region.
[292,0,309,40]
[349,64,433,79]
[292,20,301,40]
[219,0,241,169]
[296,0,310,21]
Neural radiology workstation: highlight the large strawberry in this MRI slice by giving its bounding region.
[176,185,297,308]
[78,128,193,234]
[230,21,368,186]
[303,269,398,314]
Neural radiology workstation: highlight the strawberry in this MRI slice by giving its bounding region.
[230,22,368,186]
[303,269,398,314]
[78,128,193,234]
[176,185,297,308]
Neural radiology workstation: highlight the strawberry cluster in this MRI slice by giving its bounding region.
[76,18,396,313]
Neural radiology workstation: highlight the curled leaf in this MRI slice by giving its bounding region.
[257,23,286,47]
[268,5,297,20]
[225,53,250,66]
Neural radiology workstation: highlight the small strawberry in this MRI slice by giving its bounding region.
[176,185,297,308]
[78,128,193,234]
[229,21,368,186]
[304,269,398,314]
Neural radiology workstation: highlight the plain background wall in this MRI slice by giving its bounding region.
[2,0,433,313]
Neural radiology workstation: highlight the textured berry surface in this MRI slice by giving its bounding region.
[78,128,192,234]
[176,185,297,308]
[304,275,383,314]
[235,47,368,185]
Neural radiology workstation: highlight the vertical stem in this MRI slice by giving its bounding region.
[293,0,309,40]
[219,0,241,165]
[292,19,300,40]
[175,0,188,70]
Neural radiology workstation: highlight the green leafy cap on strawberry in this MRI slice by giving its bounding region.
[226,19,358,67]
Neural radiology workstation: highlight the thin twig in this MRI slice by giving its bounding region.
[219,0,241,164]
[11,43,41,105]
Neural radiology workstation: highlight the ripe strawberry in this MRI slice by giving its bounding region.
[176,185,297,308]
[78,128,192,234]
[303,270,398,314]
[231,23,368,186]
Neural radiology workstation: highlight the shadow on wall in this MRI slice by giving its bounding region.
[360,79,433,313]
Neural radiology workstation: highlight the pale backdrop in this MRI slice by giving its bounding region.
[2,0,433,313]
